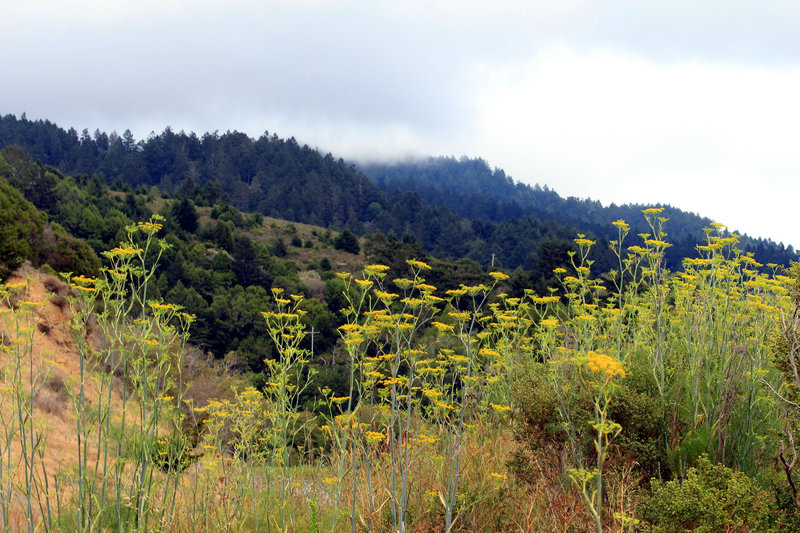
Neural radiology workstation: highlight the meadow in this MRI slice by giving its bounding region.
[1,209,798,532]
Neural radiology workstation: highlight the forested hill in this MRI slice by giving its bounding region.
[0,114,383,229]
[0,114,794,269]
[361,156,796,266]
[0,114,590,272]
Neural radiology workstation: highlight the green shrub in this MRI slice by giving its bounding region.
[643,455,773,532]
[608,350,667,478]
[0,177,45,277]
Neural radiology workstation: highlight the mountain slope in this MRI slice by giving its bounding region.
[1,114,794,270]
[361,155,796,266]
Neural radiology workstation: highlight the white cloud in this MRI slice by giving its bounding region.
[467,46,800,247]
[3,1,800,247]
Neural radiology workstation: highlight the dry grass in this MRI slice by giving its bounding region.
[0,265,645,532]
[0,267,139,508]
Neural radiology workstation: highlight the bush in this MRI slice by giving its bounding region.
[34,369,69,415]
[643,455,773,532]
[0,177,45,277]
[510,348,667,483]
[333,229,360,254]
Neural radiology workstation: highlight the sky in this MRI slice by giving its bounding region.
[2,1,799,248]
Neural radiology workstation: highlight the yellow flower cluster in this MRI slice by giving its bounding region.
[364,264,390,277]
[414,434,439,445]
[137,221,163,233]
[431,321,454,332]
[365,431,385,443]
[612,219,630,231]
[406,259,431,270]
[375,290,398,300]
[149,302,178,311]
[108,245,142,257]
[585,351,626,379]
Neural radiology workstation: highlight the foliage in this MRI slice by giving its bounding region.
[770,261,800,512]
[363,155,796,267]
[0,176,45,277]
[643,455,774,532]
[333,229,360,254]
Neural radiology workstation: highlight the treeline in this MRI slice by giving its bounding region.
[362,155,797,267]
[1,114,794,271]
[0,114,690,273]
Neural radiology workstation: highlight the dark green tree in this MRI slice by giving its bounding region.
[334,229,360,254]
[172,196,199,233]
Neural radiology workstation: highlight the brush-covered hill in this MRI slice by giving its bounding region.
[0,146,491,386]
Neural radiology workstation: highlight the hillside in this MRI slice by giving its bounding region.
[361,155,797,266]
[3,116,800,531]
[1,114,794,273]
[0,265,114,483]
[0,146,494,385]
[2,225,799,531]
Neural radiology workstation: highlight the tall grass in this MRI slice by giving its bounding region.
[0,211,796,531]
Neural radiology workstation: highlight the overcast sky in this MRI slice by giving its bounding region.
[3,1,799,248]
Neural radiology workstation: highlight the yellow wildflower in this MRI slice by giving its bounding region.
[72,275,96,285]
[612,219,629,231]
[585,351,626,379]
[365,431,384,443]
[72,285,97,293]
[394,278,415,289]
[401,297,425,308]
[364,264,390,276]
[407,259,431,270]
[355,279,373,289]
